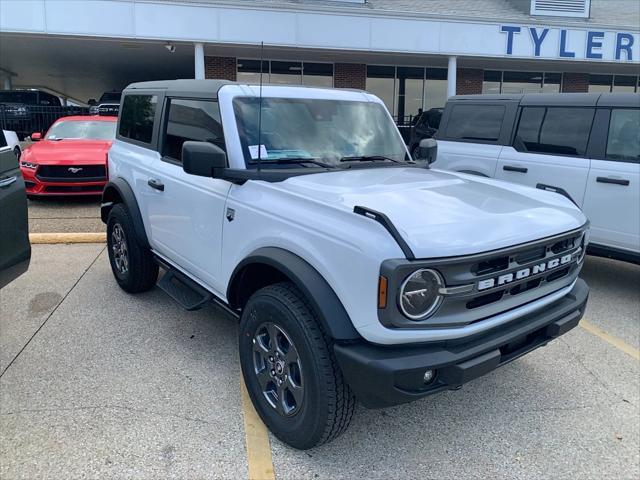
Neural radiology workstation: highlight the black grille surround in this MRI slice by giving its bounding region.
[379,225,588,330]
[36,164,106,182]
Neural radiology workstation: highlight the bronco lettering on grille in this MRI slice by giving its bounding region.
[477,253,574,291]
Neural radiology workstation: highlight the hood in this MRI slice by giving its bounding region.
[24,139,111,165]
[274,167,587,258]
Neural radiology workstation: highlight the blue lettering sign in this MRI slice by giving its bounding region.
[529,27,550,56]
[559,30,575,58]
[501,25,521,55]
[586,31,605,59]
[615,33,634,60]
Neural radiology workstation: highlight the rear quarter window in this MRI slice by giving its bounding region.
[445,104,505,142]
[118,94,158,144]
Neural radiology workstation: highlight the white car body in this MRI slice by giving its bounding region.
[433,93,640,262]
[108,83,588,345]
[2,130,20,159]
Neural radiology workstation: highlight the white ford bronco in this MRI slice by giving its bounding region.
[102,80,590,449]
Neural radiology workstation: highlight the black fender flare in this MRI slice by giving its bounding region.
[101,178,150,249]
[228,247,361,341]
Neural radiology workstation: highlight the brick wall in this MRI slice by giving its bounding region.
[204,56,237,81]
[334,63,366,89]
[561,72,589,93]
[456,68,483,95]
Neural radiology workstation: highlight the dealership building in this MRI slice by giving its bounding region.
[0,0,638,122]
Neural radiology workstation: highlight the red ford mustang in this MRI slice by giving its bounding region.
[20,115,117,196]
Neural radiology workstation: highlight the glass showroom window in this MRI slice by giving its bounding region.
[366,66,396,116]
[589,74,639,93]
[484,71,562,94]
[589,74,613,92]
[424,68,447,110]
[237,60,333,87]
[395,67,424,123]
[613,75,637,92]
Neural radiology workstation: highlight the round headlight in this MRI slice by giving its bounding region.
[399,268,443,320]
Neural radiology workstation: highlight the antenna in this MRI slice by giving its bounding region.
[257,41,264,173]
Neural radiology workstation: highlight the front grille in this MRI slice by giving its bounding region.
[412,227,586,329]
[36,165,106,182]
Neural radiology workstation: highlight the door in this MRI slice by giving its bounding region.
[0,132,31,288]
[496,106,594,206]
[582,108,640,253]
[145,98,231,295]
[434,103,508,177]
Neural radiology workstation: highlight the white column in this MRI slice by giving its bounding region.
[3,75,12,90]
[447,56,457,98]
[194,43,205,80]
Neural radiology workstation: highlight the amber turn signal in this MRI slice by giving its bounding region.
[378,275,388,309]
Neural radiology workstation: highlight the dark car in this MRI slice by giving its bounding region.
[408,108,442,158]
[0,90,63,140]
[0,128,30,289]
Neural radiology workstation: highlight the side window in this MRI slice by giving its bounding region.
[119,95,157,144]
[162,98,225,162]
[445,104,505,142]
[0,132,7,149]
[606,108,640,163]
[514,107,594,157]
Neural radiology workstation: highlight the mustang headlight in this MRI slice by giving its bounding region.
[20,160,37,169]
[399,268,444,320]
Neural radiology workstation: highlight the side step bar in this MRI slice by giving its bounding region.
[157,268,213,311]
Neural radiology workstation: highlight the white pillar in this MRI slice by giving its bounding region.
[447,56,457,98]
[194,43,205,80]
[3,75,12,90]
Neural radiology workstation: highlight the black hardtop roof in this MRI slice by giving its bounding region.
[449,92,640,108]
[124,79,236,97]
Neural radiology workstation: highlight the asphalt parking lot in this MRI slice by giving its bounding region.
[1,202,639,479]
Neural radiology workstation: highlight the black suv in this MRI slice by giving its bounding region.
[0,90,63,140]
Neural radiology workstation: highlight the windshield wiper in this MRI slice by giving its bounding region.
[248,157,335,168]
[340,155,403,164]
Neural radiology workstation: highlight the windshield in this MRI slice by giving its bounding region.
[46,120,117,140]
[233,97,409,168]
[99,92,121,103]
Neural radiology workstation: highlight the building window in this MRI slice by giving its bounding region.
[237,60,333,87]
[366,66,447,124]
[483,71,563,94]
[589,74,640,93]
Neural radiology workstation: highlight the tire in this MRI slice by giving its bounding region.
[106,203,158,293]
[13,146,21,161]
[239,282,356,450]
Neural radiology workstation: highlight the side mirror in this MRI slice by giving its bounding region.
[417,138,437,164]
[88,99,97,106]
[31,132,42,141]
[182,141,227,178]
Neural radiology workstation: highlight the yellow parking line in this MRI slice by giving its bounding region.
[240,377,276,480]
[29,232,106,244]
[581,320,640,361]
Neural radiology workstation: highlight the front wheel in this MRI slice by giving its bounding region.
[239,282,356,450]
[107,203,158,293]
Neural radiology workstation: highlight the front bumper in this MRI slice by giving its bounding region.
[334,278,588,408]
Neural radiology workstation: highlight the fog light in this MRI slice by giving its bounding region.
[423,369,435,384]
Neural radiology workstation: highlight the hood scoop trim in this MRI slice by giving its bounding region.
[354,205,415,260]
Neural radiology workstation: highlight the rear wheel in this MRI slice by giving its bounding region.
[107,203,158,293]
[239,282,356,450]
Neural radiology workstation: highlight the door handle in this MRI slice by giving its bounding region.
[0,176,17,188]
[503,165,528,173]
[596,176,629,186]
[147,178,165,191]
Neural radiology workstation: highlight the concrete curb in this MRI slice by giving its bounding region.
[29,232,107,244]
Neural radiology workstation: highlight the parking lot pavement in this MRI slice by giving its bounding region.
[28,197,103,233]
[0,249,638,480]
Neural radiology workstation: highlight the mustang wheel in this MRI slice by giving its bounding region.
[107,204,158,293]
[239,282,356,450]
